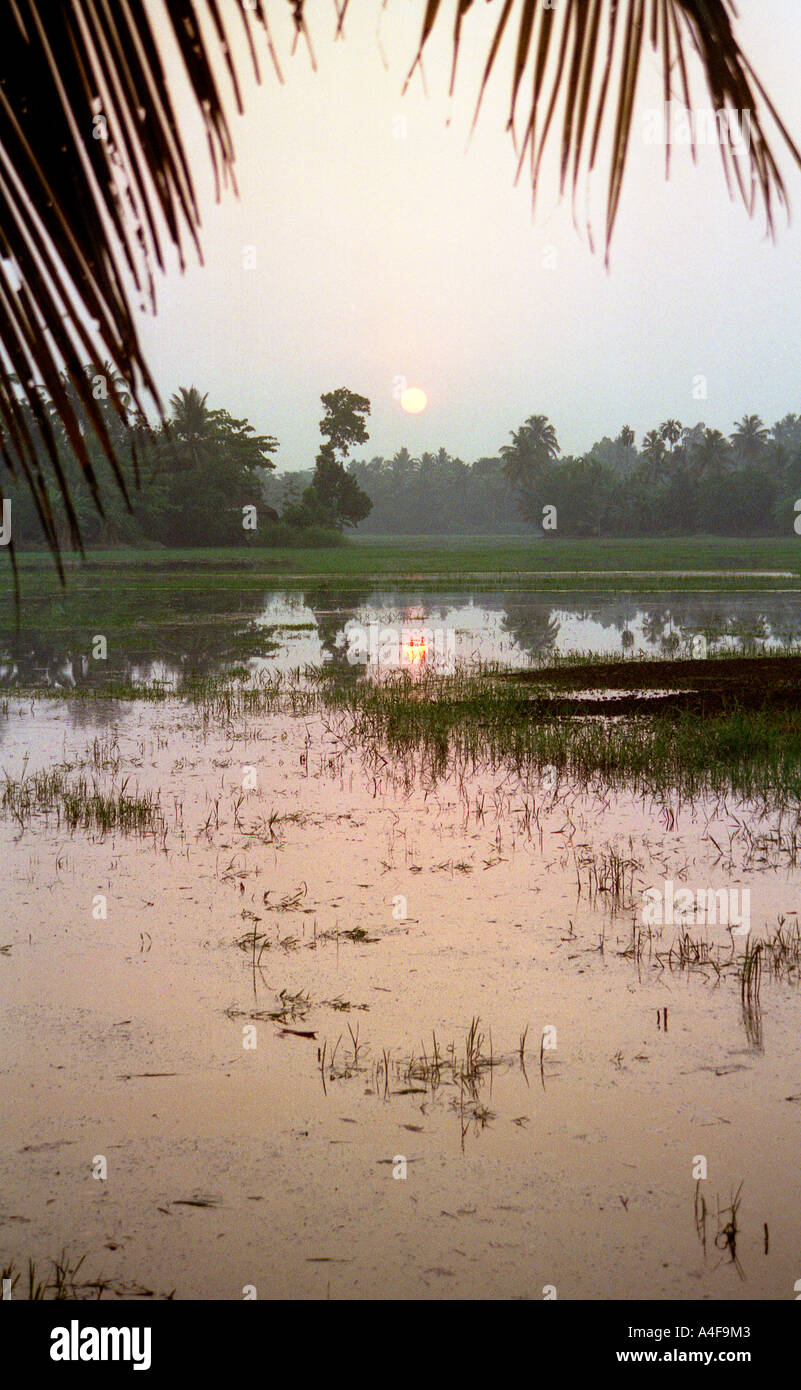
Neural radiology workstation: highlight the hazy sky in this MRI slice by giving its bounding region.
[137,0,801,470]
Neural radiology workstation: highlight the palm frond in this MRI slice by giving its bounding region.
[0,0,798,573]
[407,0,801,257]
[0,0,272,574]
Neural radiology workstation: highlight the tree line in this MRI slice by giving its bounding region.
[490,414,801,538]
[5,375,801,547]
[3,377,372,549]
[320,413,801,537]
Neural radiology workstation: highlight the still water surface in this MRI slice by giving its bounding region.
[2,586,799,685]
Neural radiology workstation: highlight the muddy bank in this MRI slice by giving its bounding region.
[502,655,801,717]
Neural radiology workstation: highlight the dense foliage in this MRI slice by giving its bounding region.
[282,389,373,531]
[6,379,801,546]
[2,376,340,549]
[296,414,801,538]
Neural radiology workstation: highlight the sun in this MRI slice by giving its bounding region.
[400,386,428,414]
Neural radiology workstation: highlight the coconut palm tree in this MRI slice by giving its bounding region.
[692,427,732,478]
[642,429,667,479]
[659,419,683,455]
[1,0,800,569]
[160,388,217,473]
[731,414,769,466]
[501,415,560,494]
[768,414,801,472]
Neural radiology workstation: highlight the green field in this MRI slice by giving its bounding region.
[3,535,801,600]
[1,537,797,685]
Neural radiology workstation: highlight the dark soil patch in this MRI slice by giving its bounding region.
[502,655,801,717]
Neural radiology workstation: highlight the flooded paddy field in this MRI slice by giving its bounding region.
[5,581,801,687]
[2,645,801,1300]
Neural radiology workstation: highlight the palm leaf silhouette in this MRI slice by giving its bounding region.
[1,0,798,575]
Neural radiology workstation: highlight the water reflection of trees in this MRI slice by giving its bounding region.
[3,586,801,687]
[483,593,801,663]
[305,585,373,674]
[494,595,560,658]
[304,591,801,667]
[0,584,273,687]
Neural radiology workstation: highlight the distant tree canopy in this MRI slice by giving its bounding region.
[337,450,517,535]
[500,415,560,494]
[3,373,280,548]
[269,411,801,540]
[283,389,373,531]
[487,412,801,538]
[149,387,279,545]
[7,378,801,546]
